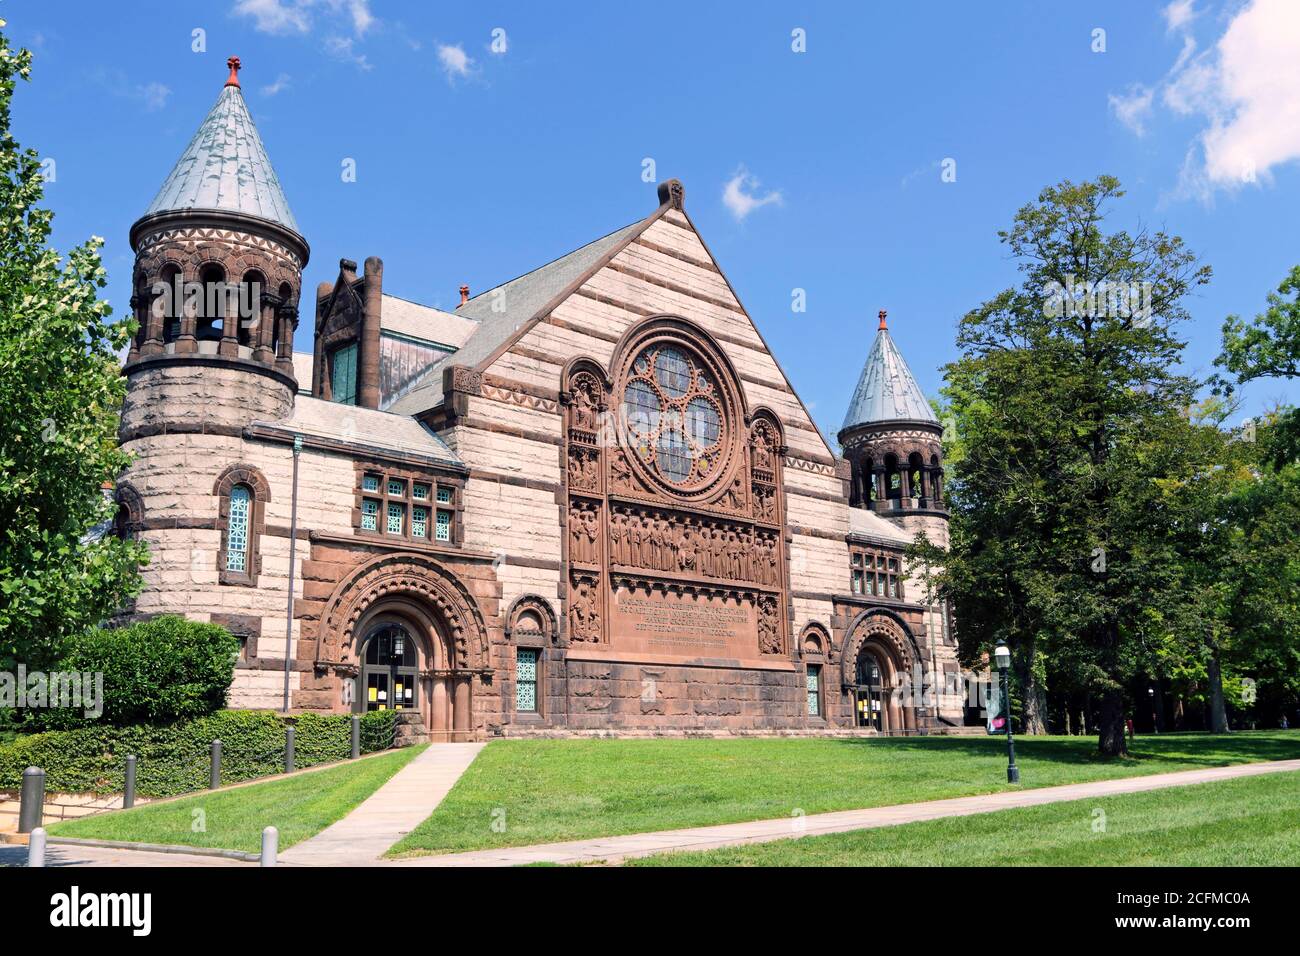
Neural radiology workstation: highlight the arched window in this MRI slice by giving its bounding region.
[159,264,182,344]
[196,263,226,342]
[214,465,270,586]
[225,485,252,572]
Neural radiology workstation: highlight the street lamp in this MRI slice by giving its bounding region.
[994,640,1020,783]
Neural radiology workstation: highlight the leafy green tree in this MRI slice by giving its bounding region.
[1215,265,1300,466]
[0,29,146,671]
[915,176,1211,755]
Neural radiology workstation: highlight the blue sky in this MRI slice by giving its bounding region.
[10,0,1300,443]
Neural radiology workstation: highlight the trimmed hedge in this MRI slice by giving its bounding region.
[0,709,399,797]
[24,616,240,730]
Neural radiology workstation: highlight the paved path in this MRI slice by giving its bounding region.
[393,758,1300,867]
[279,742,485,866]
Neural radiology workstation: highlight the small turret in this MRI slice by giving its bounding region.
[839,311,947,541]
[122,57,310,439]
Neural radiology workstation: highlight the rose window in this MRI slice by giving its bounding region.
[622,344,725,487]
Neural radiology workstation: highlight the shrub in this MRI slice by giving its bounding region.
[0,709,399,797]
[24,616,239,730]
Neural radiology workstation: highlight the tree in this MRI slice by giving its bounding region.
[915,176,1212,755]
[0,28,146,672]
[1215,265,1300,467]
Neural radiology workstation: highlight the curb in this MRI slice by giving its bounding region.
[45,836,260,862]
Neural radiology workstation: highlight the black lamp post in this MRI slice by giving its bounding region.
[994,640,1020,783]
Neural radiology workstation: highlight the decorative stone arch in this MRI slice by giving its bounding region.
[316,552,489,673]
[799,622,831,659]
[840,608,922,733]
[505,595,559,646]
[213,463,270,586]
[113,482,145,540]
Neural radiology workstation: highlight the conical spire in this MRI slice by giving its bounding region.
[141,58,300,236]
[841,310,938,431]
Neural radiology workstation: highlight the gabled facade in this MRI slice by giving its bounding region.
[115,63,966,739]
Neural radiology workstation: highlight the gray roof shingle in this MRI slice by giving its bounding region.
[841,327,938,432]
[143,84,300,235]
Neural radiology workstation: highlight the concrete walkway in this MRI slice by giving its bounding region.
[393,757,1300,867]
[280,742,485,866]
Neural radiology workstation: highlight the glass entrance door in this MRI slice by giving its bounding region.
[856,652,885,730]
[362,623,418,712]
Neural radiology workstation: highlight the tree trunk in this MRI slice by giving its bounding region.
[1097,688,1128,756]
[1016,645,1050,735]
[1207,654,1230,734]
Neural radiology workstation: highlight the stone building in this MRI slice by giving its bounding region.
[115,61,966,739]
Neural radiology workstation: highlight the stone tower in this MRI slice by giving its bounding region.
[121,56,308,435]
[838,311,948,547]
[116,58,309,642]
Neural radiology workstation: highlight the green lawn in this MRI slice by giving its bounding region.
[388,731,1299,857]
[628,769,1300,866]
[48,745,423,853]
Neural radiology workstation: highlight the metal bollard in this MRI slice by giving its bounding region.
[210,739,222,790]
[351,715,360,759]
[18,767,45,833]
[28,827,46,867]
[285,725,295,774]
[261,826,278,867]
[124,754,137,809]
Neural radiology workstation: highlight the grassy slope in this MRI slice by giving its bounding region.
[629,769,1300,866]
[389,731,1299,856]
[48,745,423,853]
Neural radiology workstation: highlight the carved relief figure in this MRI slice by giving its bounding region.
[757,595,781,654]
[569,573,602,642]
[610,448,633,491]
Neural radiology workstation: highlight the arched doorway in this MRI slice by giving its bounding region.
[842,610,920,735]
[358,622,420,713]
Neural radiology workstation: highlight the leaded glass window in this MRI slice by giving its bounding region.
[361,498,379,531]
[412,506,429,539]
[362,474,380,492]
[806,664,821,717]
[435,509,451,542]
[436,485,453,504]
[226,485,251,572]
[516,648,538,712]
[331,343,357,406]
[412,482,430,500]
[620,342,727,488]
[387,478,406,497]
[386,502,404,535]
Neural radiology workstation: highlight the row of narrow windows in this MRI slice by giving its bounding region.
[134,266,294,352]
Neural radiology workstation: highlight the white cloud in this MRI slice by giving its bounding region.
[437,43,474,81]
[260,73,291,97]
[325,35,372,70]
[1109,83,1155,136]
[232,0,311,35]
[1112,0,1300,199]
[138,82,171,112]
[232,0,375,37]
[721,166,782,222]
[1163,0,1197,33]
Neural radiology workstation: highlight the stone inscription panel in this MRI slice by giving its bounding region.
[610,585,758,659]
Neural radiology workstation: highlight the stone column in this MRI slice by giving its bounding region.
[431,678,450,741]
[218,282,239,358]
[253,292,278,365]
[275,305,298,378]
[452,676,471,741]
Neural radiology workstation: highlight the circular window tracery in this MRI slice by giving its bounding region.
[620,339,729,492]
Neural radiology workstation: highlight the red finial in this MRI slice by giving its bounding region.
[878,309,888,331]
[225,56,242,88]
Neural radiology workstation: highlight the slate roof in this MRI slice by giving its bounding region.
[142,83,300,235]
[841,326,938,432]
[385,218,649,415]
[252,396,462,468]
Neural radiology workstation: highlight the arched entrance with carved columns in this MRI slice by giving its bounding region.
[840,609,921,734]
[313,553,489,741]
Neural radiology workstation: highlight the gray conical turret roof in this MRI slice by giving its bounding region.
[841,314,938,432]
[141,67,299,236]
